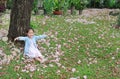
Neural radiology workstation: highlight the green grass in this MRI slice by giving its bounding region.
[0,41,11,55]
[0,11,120,79]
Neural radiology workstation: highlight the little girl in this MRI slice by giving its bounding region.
[14,28,47,63]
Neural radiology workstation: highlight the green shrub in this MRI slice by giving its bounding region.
[43,0,54,15]
[115,0,120,8]
[75,0,88,10]
[6,0,13,9]
[87,0,103,8]
[104,0,116,8]
[87,0,117,8]
[32,0,39,14]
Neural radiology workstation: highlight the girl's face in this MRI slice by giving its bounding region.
[27,29,34,38]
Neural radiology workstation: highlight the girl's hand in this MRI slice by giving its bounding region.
[14,37,19,41]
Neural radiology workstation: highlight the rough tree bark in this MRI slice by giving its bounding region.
[7,0,34,41]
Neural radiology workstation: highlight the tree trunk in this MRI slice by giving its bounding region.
[7,0,34,41]
[79,10,82,15]
[71,4,75,15]
[43,9,47,15]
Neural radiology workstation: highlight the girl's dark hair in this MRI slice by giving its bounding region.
[26,27,34,33]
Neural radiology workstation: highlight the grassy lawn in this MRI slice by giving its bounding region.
[0,9,120,79]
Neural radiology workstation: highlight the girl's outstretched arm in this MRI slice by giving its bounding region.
[14,37,26,41]
[36,35,47,40]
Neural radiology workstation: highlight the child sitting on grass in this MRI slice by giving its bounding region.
[14,28,47,63]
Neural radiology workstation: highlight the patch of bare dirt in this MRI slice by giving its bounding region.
[82,8,120,17]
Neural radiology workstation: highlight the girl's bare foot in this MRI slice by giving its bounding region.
[41,58,48,64]
[34,57,42,63]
